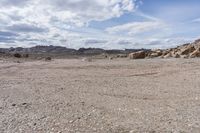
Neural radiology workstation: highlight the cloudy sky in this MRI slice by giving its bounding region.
[0,0,200,49]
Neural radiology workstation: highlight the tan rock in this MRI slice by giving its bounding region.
[190,49,200,58]
[163,53,172,58]
[162,51,169,56]
[149,52,162,58]
[180,45,195,55]
[173,54,180,58]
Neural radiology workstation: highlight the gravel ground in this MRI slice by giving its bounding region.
[1,58,200,133]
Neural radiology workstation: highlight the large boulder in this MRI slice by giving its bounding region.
[129,51,146,59]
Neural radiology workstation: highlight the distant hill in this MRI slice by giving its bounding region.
[0,45,149,56]
[2,39,200,59]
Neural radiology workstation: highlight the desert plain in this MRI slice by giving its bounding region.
[1,58,200,133]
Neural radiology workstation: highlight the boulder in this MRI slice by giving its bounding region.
[129,51,146,59]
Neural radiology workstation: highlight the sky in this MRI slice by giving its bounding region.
[0,0,200,49]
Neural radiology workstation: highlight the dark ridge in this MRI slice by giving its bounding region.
[0,45,150,56]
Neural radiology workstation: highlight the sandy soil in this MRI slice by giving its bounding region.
[1,58,200,133]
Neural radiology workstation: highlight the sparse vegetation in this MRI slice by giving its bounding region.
[45,57,52,61]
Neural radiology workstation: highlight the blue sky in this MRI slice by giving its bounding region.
[0,0,200,49]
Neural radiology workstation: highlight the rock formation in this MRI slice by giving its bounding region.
[129,39,200,59]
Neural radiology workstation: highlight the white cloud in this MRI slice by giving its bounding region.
[0,0,31,7]
[0,0,198,49]
[0,0,139,48]
[192,18,200,23]
[106,21,166,35]
[0,0,137,27]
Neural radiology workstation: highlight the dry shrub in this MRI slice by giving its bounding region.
[14,53,22,58]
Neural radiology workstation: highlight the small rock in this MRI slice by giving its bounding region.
[22,103,28,105]
[12,103,16,107]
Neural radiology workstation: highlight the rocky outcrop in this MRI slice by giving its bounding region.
[129,39,200,59]
[2,39,200,59]
[179,45,195,55]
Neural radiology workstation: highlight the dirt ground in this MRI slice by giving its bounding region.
[1,58,200,133]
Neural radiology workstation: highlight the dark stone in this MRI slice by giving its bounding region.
[12,103,16,107]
